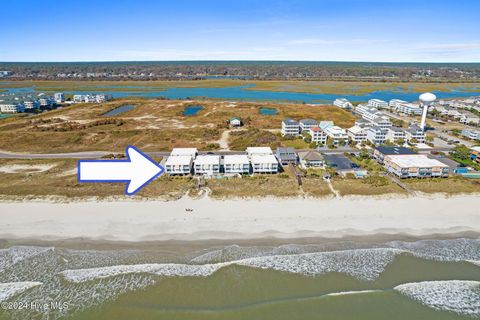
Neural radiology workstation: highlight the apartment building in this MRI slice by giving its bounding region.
[384,155,449,178]
[281,118,300,136]
[347,125,367,143]
[368,99,388,109]
[333,98,353,109]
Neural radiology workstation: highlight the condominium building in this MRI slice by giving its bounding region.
[368,99,388,109]
[366,126,388,145]
[281,118,300,136]
[389,99,422,115]
[386,126,406,142]
[384,155,449,178]
[405,125,426,143]
[246,147,278,173]
[54,93,65,103]
[333,98,353,109]
[193,155,221,175]
[0,102,25,113]
[461,129,480,140]
[165,148,198,175]
[223,155,250,174]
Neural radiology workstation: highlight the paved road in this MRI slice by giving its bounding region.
[0,151,111,159]
[0,145,455,160]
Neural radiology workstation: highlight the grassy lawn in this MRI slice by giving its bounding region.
[206,175,301,199]
[332,176,407,196]
[403,176,480,194]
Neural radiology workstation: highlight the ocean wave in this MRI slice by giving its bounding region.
[394,280,480,317]
[0,246,53,272]
[0,282,42,302]
[61,248,403,283]
[387,238,480,263]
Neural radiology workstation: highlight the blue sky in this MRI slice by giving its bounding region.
[1,0,479,62]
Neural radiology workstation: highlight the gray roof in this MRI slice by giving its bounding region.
[282,118,299,125]
[375,146,417,155]
[298,150,324,161]
[299,119,318,125]
[276,147,297,160]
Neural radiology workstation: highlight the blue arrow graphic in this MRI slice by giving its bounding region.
[78,145,164,195]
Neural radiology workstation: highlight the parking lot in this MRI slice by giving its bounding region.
[324,154,358,171]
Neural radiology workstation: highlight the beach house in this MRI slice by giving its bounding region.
[246,147,278,173]
[194,155,221,175]
[366,126,388,145]
[281,118,300,136]
[384,155,449,178]
[347,125,367,143]
[223,154,250,174]
[165,148,198,175]
[309,126,328,144]
[405,124,426,143]
[275,147,297,166]
[297,150,325,169]
[319,121,348,145]
[299,119,318,133]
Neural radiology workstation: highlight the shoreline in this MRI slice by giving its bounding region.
[0,194,479,243]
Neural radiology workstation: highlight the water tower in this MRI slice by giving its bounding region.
[419,92,436,131]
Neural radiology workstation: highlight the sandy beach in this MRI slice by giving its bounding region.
[0,194,479,242]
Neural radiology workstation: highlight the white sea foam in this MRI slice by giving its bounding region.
[394,280,480,317]
[325,289,382,297]
[388,238,480,263]
[0,282,42,302]
[0,246,53,272]
[61,248,403,283]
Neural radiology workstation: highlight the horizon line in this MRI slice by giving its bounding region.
[1,59,480,64]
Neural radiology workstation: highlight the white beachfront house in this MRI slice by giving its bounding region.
[281,118,300,136]
[347,125,367,143]
[246,147,278,173]
[194,155,221,175]
[309,126,327,144]
[164,155,194,175]
[165,148,198,175]
[223,154,250,174]
[386,126,406,142]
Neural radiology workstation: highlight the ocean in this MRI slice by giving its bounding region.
[0,238,479,319]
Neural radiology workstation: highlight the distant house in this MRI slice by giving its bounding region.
[276,147,297,166]
[462,129,480,141]
[405,124,426,143]
[368,99,388,109]
[281,118,300,136]
[386,126,406,142]
[309,126,328,144]
[0,102,25,113]
[229,117,242,127]
[366,126,388,145]
[224,154,250,174]
[347,125,367,143]
[299,119,318,133]
[298,150,325,169]
[194,155,221,175]
[333,98,352,109]
[471,146,480,164]
[373,146,417,164]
